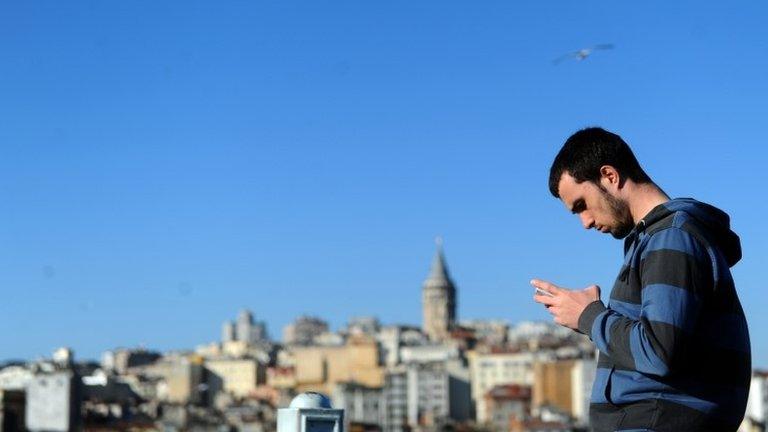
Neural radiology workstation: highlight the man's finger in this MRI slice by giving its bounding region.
[533,293,557,306]
[530,278,561,294]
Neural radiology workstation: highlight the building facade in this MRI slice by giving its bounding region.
[484,384,531,432]
[283,316,330,346]
[234,310,269,345]
[532,358,595,422]
[468,350,556,423]
[570,359,596,426]
[332,382,384,429]
[25,371,80,432]
[204,358,264,399]
[291,336,384,394]
[383,367,409,432]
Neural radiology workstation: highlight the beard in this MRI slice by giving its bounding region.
[598,186,634,239]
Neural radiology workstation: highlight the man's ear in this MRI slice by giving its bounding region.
[599,165,622,190]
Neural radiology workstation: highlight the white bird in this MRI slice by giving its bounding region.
[553,44,614,65]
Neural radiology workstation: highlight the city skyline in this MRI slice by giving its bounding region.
[2,0,767,366]
[0,241,532,362]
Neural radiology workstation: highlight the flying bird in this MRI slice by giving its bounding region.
[553,44,614,65]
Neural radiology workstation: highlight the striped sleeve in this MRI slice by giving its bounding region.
[577,227,712,376]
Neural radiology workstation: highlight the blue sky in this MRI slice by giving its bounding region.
[1,0,766,364]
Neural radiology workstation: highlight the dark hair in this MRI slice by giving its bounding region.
[548,127,652,198]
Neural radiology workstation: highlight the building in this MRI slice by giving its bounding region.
[533,359,573,417]
[381,358,472,431]
[292,335,384,394]
[221,341,255,358]
[404,360,471,429]
[484,384,531,432]
[101,348,161,374]
[198,338,273,363]
[0,365,34,391]
[222,321,236,343]
[25,370,81,432]
[532,358,595,422]
[267,366,297,390]
[332,382,384,429]
[81,372,146,428]
[235,310,269,345]
[283,315,330,346]
[468,350,556,423]
[142,355,205,405]
[118,373,162,403]
[569,359,595,426]
[460,320,509,346]
[508,321,574,342]
[382,366,408,432]
[446,361,472,424]
[400,344,460,365]
[314,331,346,347]
[507,322,575,351]
[422,238,457,342]
[348,317,381,336]
[205,358,265,399]
[407,362,449,428]
[376,325,428,367]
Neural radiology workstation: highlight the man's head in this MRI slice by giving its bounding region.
[549,127,652,239]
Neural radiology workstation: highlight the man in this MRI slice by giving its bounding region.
[533,127,750,431]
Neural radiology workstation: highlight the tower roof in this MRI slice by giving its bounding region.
[425,236,454,288]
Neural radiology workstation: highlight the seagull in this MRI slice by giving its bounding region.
[553,44,614,65]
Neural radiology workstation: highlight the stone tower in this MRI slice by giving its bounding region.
[422,237,457,341]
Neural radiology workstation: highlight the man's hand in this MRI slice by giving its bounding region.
[531,279,601,331]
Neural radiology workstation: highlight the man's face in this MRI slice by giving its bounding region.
[557,172,634,239]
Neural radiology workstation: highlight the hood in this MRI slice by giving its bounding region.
[640,198,742,267]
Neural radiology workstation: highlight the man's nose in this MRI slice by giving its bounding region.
[580,213,595,230]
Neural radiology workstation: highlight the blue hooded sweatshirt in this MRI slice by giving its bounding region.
[577,198,751,431]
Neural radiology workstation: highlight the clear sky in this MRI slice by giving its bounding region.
[1,0,766,365]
